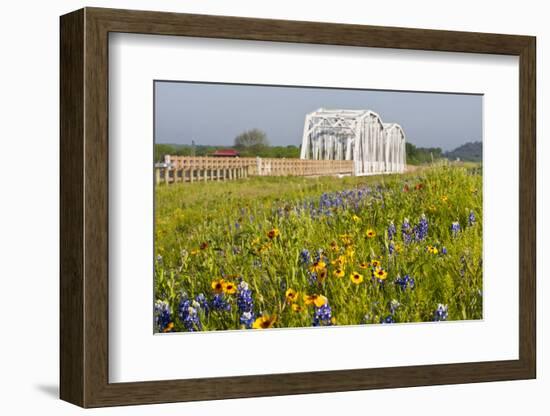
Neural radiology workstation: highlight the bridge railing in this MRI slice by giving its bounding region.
[155,156,354,185]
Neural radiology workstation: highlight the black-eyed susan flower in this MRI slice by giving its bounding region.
[313,295,328,307]
[258,242,272,253]
[329,241,339,252]
[291,303,303,313]
[331,255,346,267]
[285,288,299,303]
[252,314,277,329]
[317,269,328,282]
[365,229,376,238]
[427,245,439,255]
[303,294,327,307]
[374,267,388,280]
[333,268,345,278]
[222,281,237,295]
[371,259,381,268]
[339,234,353,246]
[359,261,370,269]
[310,260,326,273]
[350,271,364,284]
[211,278,225,293]
[267,228,280,239]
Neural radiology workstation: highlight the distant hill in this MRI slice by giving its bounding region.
[444,141,482,162]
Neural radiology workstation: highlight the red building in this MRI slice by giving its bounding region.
[212,149,239,157]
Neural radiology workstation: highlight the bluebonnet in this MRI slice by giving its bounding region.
[388,242,395,255]
[313,303,332,326]
[389,299,401,314]
[307,271,318,285]
[154,300,172,332]
[195,293,210,315]
[441,247,448,255]
[237,281,254,313]
[433,304,449,321]
[395,274,415,291]
[211,293,231,311]
[468,210,476,226]
[401,218,412,244]
[387,221,397,240]
[178,297,202,331]
[240,311,255,328]
[299,249,311,266]
[414,214,429,242]
[451,221,461,237]
[380,315,395,324]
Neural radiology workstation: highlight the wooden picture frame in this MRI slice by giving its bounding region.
[60,7,536,408]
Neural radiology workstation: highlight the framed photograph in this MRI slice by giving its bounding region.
[60,7,536,408]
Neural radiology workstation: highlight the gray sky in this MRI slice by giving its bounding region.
[154,81,482,151]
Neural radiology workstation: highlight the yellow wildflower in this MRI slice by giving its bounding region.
[267,228,280,239]
[333,268,345,278]
[211,278,225,293]
[303,294,328,308]
[252,315,277,329]
[291,303,303,312]
[374,267,388,280]
[310,260,326,273]
[285,288,299,303]
[222,281,237,295]
[350,272,364,284]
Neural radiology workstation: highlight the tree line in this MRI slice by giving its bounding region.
[155,128,479,165]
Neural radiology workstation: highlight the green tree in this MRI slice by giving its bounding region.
[234,129,269,155]
[154,144,177,163]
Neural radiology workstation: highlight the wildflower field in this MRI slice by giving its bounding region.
[154,164,482,333]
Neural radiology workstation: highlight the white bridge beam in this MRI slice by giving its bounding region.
[300,109,406,176]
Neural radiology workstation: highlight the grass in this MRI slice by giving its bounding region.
[154,164,482,332]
